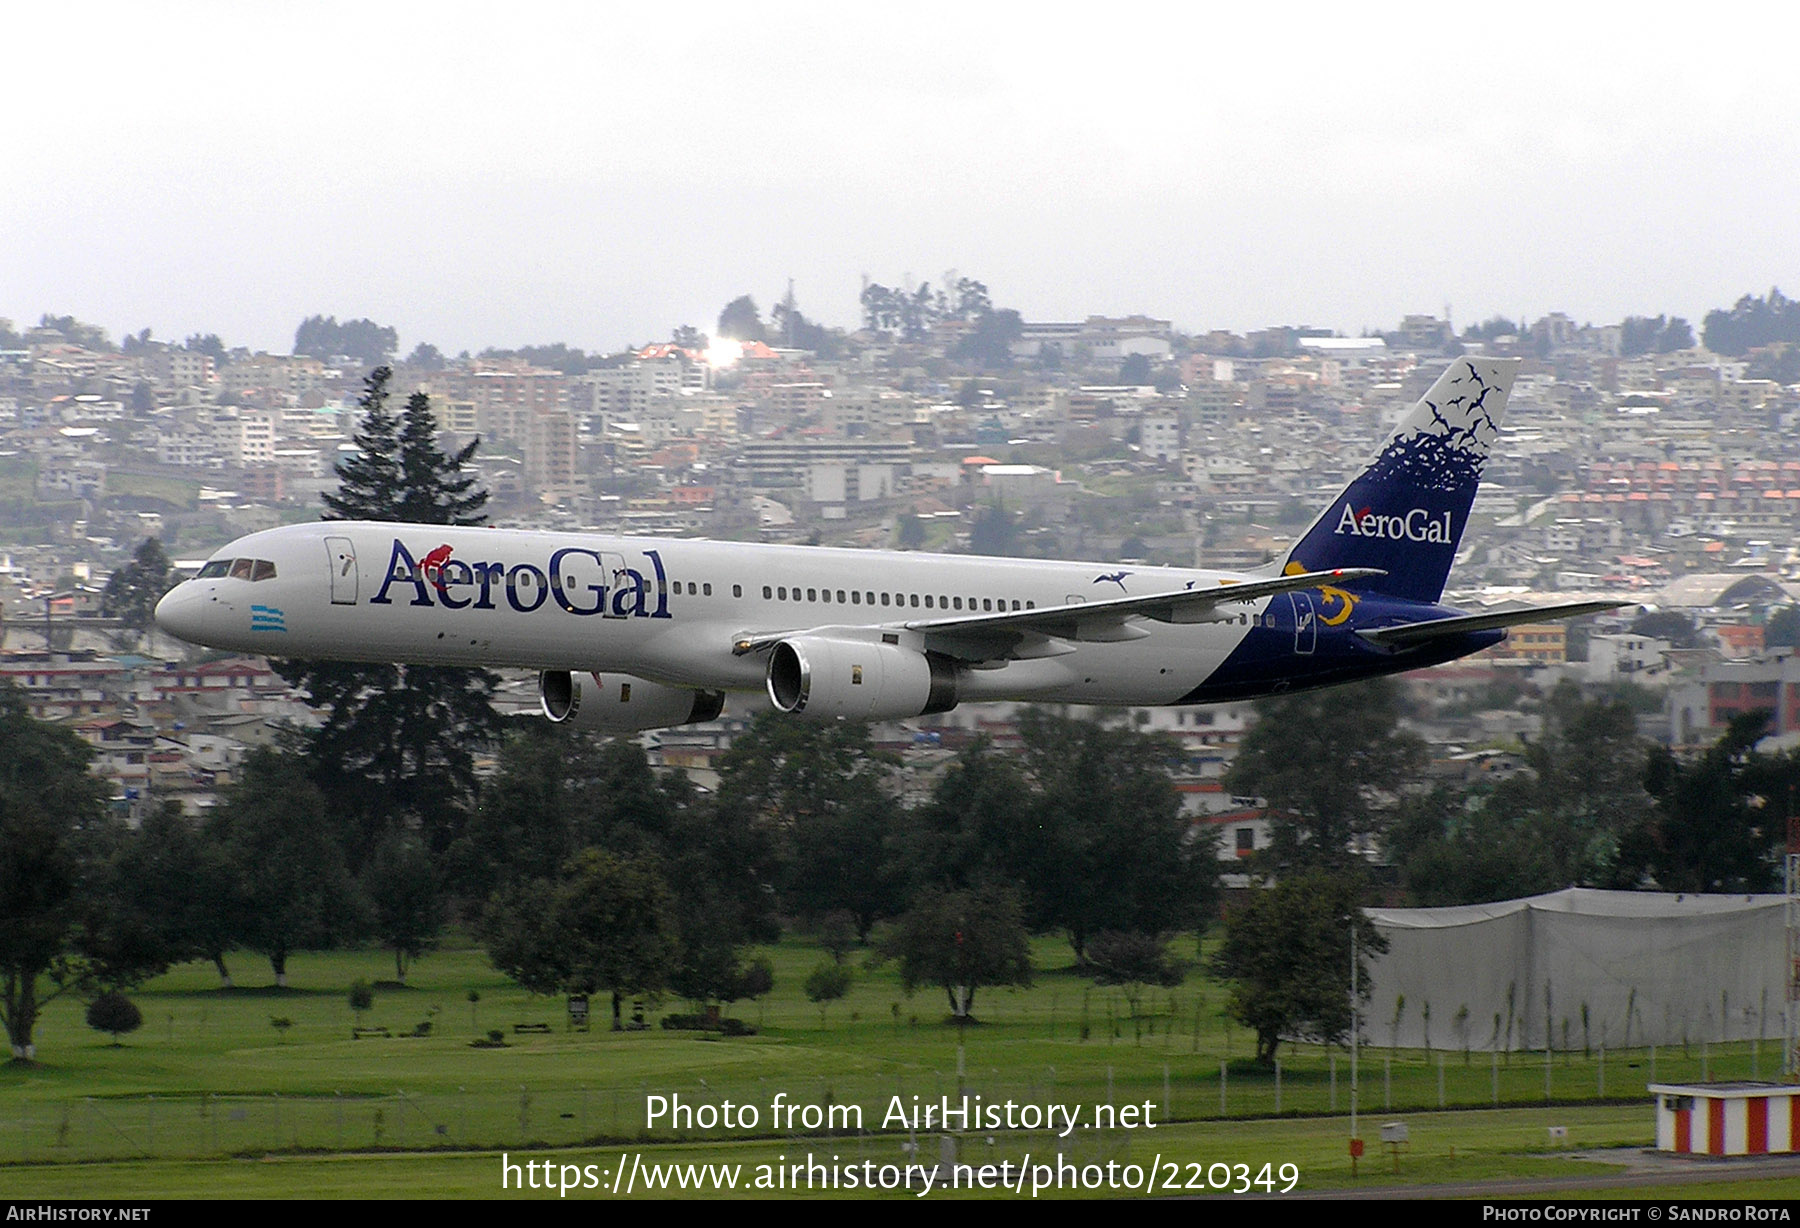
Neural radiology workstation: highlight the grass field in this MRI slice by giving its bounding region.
[2,935,1791,1199]
[103,471,202,509]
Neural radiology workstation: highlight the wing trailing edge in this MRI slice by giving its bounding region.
[1355,600,1632,649]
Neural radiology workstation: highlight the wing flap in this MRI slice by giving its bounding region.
[1355,600,1631,648]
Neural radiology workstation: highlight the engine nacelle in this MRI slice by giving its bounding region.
[766,636,958,720]
[539,670,725,733]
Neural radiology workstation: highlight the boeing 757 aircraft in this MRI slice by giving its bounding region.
[155,357,1622,732]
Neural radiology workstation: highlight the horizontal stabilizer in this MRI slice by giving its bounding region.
[1355,600,1632,648]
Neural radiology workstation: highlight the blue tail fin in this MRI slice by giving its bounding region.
[1279,357,1518,604]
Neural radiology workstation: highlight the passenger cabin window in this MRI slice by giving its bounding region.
[733,584,742,598]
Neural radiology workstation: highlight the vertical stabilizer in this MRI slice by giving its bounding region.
[1279,357,1519,603]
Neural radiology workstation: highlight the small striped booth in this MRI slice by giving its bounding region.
[1650,1083,1800,1156]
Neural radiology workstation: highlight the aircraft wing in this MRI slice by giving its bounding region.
[730,567,1384,660]
[904,567,1384,635]
[1355,600,1632,649]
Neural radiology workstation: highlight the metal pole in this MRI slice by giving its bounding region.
[1787,849,1800,1079]
[1351,923,1359,1141]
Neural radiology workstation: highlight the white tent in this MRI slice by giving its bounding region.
[1363,888,1787,1051]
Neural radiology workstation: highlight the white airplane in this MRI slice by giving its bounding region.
[155,357,1621,732]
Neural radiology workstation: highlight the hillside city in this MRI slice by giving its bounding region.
[6,286,1800,866]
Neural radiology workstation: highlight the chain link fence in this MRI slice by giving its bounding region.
[6,1041,1773,1164]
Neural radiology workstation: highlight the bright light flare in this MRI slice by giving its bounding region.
[704,338,743,369]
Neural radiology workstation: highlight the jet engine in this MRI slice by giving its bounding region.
[765,636,958,720]
[539,670,725,733]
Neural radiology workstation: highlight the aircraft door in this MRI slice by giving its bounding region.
[600,552,627,619]
[1288,592,1316,655]
[326,537,358,605]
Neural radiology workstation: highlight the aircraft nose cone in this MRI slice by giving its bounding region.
[154,585,207,644]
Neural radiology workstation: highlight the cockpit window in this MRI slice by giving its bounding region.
[198,560,231,579]
[229,558,255,580]
[251,559,277,581]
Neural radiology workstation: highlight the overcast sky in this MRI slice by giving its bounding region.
[5,3,1796,356]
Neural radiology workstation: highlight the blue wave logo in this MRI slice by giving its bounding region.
[249,604,286,633]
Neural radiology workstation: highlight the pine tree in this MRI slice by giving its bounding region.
[397,392,486,526]
[275,370,502,851]
[322,367,403,520]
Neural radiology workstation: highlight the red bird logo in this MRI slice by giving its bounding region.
[420,544,455,591]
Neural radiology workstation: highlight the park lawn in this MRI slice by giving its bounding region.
[0,933,1774,1189]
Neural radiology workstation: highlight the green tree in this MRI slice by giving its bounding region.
[1461,316,1520,342]
[477,342,593,375]
[482,848,679,1029]
[293,315,398,366]
[717,296,766,343]
[209,748,366,986]
[885,885,1032,1020]
[1632,609,1700,649]
[72,809,199,995]
[100,537,173,645]
[1618,712,1781,893]
[403,342,446,371]
[321,367,403,519]
[803,960,853,1025]
[0,685,112,1060]
[1015,712,1212,955]
[1210,870,1387,1065]
[365,832,441,982]
[895,512,926,549]
[279,368,501,850]
[85,990,142,1045]
[969,503,1018,556]
[953,308,1023,369]
[1485,682,1650,888]
[715,715,899,936]
[183,333,227,366]
[37,314,113,351]
[1765,607,1800,649]
[902,737,1039,899]
[1702,288,1800,357]
[348,979,374,1026]
[1386,786,1550,906]
[1085,931,1185,989]
[1225,678,1425,871]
